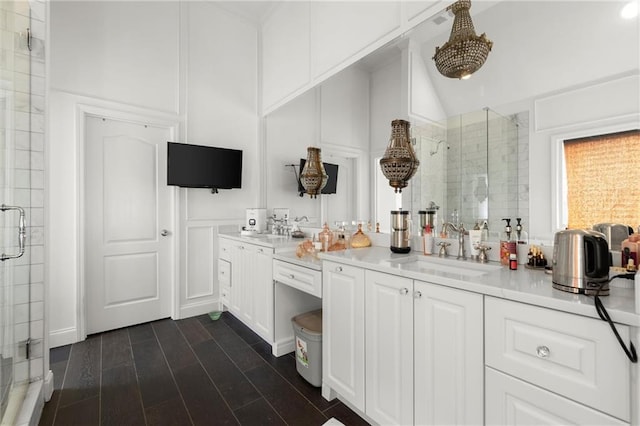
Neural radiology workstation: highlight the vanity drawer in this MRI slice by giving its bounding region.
[273,259,321,297]
[219,238,232,261]
[485,297,630,421]
[485,368,627,426]
[218,259,231,286]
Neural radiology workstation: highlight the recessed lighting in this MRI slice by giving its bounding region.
[621,1,638,19]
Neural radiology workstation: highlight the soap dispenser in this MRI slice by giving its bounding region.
[500,218,516,266]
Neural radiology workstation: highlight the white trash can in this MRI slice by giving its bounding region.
[291,309,322,387]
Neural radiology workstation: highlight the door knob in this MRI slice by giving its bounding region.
[160,229,170,237]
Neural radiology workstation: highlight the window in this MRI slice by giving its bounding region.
[563,130,639,229]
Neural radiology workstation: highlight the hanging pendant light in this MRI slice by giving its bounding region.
[433,0,493,80]
[300,147,328,199]
[379,119,419,193]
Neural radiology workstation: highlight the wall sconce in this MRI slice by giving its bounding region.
[300,147,327,198]
[433,0,493,80]
[379,119,419,193]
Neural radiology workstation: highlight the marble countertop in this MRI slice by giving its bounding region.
[319,246,640,327]
[218,232,639,326]
[219,231,300,252]
[273,250,323,271]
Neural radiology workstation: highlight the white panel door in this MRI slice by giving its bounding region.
[365,270,413,426]
[85,116,173,334]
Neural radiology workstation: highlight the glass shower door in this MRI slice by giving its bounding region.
[0,1,32,423]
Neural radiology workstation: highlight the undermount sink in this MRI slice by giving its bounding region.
[384,255,501,277]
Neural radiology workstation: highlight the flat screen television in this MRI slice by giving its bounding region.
[298,158,339,196]
[167,142,242,190]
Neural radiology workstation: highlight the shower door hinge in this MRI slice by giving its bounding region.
[23,338,32,359]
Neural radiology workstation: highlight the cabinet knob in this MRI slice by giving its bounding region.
[289,274,295,279]
[399,287,409,295]
[414,291,422,299]
[258,248,264,253]
[240,246,245,250]
[536,345,550,358]
[336,266,343,272]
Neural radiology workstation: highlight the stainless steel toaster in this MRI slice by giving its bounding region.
[552,229,610,295]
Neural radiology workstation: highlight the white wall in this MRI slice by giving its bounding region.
[47,1,258,345]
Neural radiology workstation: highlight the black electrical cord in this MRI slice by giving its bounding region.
[589,274,637,363]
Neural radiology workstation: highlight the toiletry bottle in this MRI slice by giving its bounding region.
[468,228,482,259]
[481,220,489,242]
[500,218,515,266]
[423,225,433,255]
[509,253,518,270]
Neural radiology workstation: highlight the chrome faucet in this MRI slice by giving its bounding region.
[442,222,467,260]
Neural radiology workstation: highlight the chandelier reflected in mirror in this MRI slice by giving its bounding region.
[300,147,328,198]
[433,0,493,80]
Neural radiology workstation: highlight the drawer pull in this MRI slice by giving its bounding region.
[536,345,550,358]
[289,274,295,279]
[336,266,343,272]
[414,291,422,299]
[399,287,409,295]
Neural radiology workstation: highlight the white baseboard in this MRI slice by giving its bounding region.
[178,298,220,319]
[49,327,77,348]
[272,337,294,357]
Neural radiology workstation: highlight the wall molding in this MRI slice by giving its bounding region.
[49,326,76,348]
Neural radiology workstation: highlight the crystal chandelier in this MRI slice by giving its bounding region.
[379,119,419,193]
[433,0,493,80]
[300,147,328,198]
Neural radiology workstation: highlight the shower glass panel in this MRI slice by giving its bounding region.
[412,108,519,240]
[0,1,33,423]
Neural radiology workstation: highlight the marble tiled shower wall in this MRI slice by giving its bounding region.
[1,0,47,386]
[412,110,529,240]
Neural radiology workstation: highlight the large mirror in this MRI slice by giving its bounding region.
[265,0,639,241]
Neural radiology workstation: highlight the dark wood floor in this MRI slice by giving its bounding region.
[39,312,369,426]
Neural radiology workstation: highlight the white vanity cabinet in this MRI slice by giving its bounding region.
[219,236,274,343]
[364,270,483,425]
[322,260,366,412]
[485,297,632,424]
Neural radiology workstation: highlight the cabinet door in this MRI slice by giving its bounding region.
[251,245,274,342]
[486,368,627,426]
[322,261,365,412]
[365,270,414,426]
[229,243,245,316]
[310,2,401,78]
[261,2,310,112]
[414,281,484,425]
